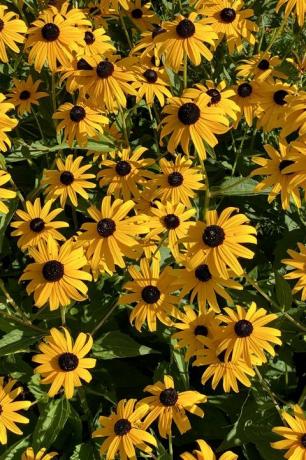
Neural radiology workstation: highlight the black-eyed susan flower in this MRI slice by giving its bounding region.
[42,155,96,207]
[197,0,258,54]
[216,303,282,366]
[152,155,204,207]
[120,257,180,332]
[154,13,218,72]
[173,261,242,313]
[32,327,96,399]
[160,92,229,160]
[8,76,48,116]
[0,170,16,214]
[271,405,306,458]
[0,377,31,445]
[59,56,93,95]
[131,26,166,61]
[281,91,306,138]
[20,238,92,310]
[26,6,90,72]
[276,0,306,27]
[186,207,257,279]
[232,81,259,127]
[282,243,306,300]
[97,146,155,200]
[0,93,18,152]
[0,5,27,63]
[79,196,149,277]
[125,0,159,31]
[21,447,58,460]
[139,375,207,438]
[236,52,286,82]
[78,53,137,111]
[131,64,172,106]
[181,439,238,460]
[11,198,68,250]
[101,0,130,12]
[194,344,256,393]
[172,307,222,360]
[92,398,157,459]
[53,101,109,147]
[78,26,115,57]
[251,142,301,210]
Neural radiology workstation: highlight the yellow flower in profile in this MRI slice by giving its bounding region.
[282,242,306,300]
[53,101,109,147]
[8,76,48,116]
[21,447,58,460]
[42,155,96,207]
[11,198,68,250]
[0,377,31,445]
[276,0,306,27]
[139,375,207,438]
[181,439,238,460]
[20,238,92,310]
[125,0,160,31]
[271,405,306,458]
[236,52,286,82]
[0,5,27,63]
[78,26,115,57]
[92,399,157,459]
[0,93,18,152]
[0,170,16,214]
[33,327,96,399]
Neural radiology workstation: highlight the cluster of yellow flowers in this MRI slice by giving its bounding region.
[0,0,305,459]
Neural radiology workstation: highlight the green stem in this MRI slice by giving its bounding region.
[183,52,188,90]
[266,16,287,52]
[255,367,284,420]
[119,107,129,148]
[0,309,46,333]
[78,387,93,431]
[91,299,118,336]
[168,430,173,459]
[232,128,248,176]
[119,13,133,49]
[60,306,66,326]
[0,279,29,322]
[199,158,210,220]
[32,108,45,143]
[72,207,78,230]
[147,105,160,155]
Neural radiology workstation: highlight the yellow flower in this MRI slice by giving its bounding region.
[131,64,172,106]
[77,26,115,57]
[125,0,160,31]
[21,447,58,460]
[181,439,238,460]
[232,80,259,127]
[0,170,16,214]
[276,0,306,27]
[236,52,287,82]
[33,327,96,399]
[0,93,18,152]
[282,242,306,300]
[0,5,27,63]
[271,405,306,458]
[8,76,48,116]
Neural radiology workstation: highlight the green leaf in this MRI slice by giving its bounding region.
[0,435,30,460]
[0,329,39,357]
[275,272,292,310]
[32,398,71,451]
[70,443,99,460]
[211,177,268,196]
[92,331,159,359]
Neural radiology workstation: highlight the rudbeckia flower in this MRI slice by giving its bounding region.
[282,242,306,300]
[125,0,160,31]
[79,196,149,276]
[78,26,115,56]
[181,439,238,460]
[276,0,306,27]
[139,375,207,438]
[271,405,306,458]
[53,101,109,147]
[92,399,157,459]
[216,303,282,366]
[21,447,58,460]
[186,207,257,279]
[236,52,287,82]
[0,377,31,445]
[0,170,16,214]
[101,0,130,12]
[32,327,96,399]
[20,238,92,310]
[42,155,96,207]
[160,92,229,160]
[120,256,180,332]
[131,26,166,60]
[131,64,172,106]
[0,93,18,152]
[154,13,218,72]
[11,198,68,250]
[97,146,155,200]
[0,5,27,63]
[232,80,259,127]
[8,76,48,116]
[281,91,306,138]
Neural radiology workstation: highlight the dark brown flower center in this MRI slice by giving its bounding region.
[163,214,180,229]
[60,171,74,185]
[202,225,225,247]
[273,90,288,106]
[237,83,252,98]
[143,69,158,83]
[176,19,195,38]
[220,8,236,23]
[152,26,166,38]
[195,264,212,282]
[234,319,253,337]
[300,434,306,448]
[141,285,160,304]
[279,159,294,173]
[19,90,31,100]
[96,61,114,79]
[0,19,4,32]
[178,103,200,125]
[207,88,221,105]
[114,418,132,436]
[30,218,45,233]
[70,105,86,122]
[77,58,93,70]
[41,23,60,41]
[115,160,131,176]
[42,260,64,282]
[58,352,79,371]
[97,218,116,237]
[167,171,183,187]
[131,8,143,18]
[84,30,95,45]
[194,325,208,336]
[257,59,270,70]
[159,388,178,406]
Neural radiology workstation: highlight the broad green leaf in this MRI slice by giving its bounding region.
[275,272,292,310]
[211,177,268,196]
[0,329,40,357]
[0,434,30,460]
[92,331,159,359]
[70,443,99,460]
